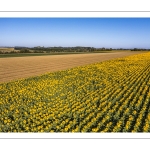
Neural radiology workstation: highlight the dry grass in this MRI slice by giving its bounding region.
[0,47,19,53]
[0,48,14,50]
[0,51,143,83]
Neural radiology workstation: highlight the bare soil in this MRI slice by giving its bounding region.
[0,51,143,83]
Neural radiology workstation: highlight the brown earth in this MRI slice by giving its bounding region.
[0,52,143,83]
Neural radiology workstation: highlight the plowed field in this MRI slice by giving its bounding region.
[0,52,142,83]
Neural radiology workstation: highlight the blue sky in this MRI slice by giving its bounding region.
[0,18,150,49]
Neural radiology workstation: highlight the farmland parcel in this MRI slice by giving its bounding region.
[0,52,150,132]
[0,51,142,83]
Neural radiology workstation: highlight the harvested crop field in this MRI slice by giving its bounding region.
[0,51,142,83]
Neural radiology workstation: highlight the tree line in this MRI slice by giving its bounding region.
[14,46,112,53]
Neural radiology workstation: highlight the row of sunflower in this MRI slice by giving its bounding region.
[0,52,150,132]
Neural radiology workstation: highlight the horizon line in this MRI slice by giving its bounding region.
[0,46,150,49]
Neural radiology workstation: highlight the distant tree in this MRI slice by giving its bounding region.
[20,49,31,53]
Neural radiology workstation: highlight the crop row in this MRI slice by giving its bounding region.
[0,52,150,132]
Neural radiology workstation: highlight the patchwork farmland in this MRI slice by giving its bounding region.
[0,51,150,132]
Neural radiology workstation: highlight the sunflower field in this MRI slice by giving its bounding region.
[0,52,150,132]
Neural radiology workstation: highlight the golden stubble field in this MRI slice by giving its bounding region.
[0,47,20,53]
[0,51,143,83]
